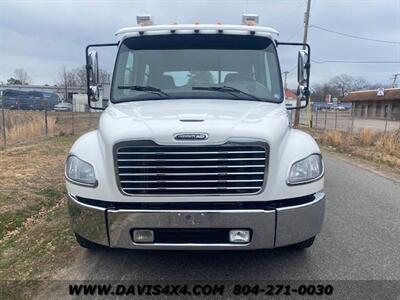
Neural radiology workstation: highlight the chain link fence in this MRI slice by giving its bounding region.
[2,105,400,149]
[296,108,400,133]
[0,107,100,149]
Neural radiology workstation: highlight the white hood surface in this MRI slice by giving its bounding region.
[99,99,289,146]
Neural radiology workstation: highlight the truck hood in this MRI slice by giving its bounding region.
[98,99,289,145]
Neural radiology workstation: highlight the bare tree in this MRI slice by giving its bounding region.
[73,67,87,87]
[311,74,390,102]
[13,68,30,85]
[56,66,111,101]
[329,74,370,97]
[75,66,112,85]
[99,69,111,84]
[57,66,78,87]
[57,66,78,101]
[72,66,110,86]
[311,83,339,101]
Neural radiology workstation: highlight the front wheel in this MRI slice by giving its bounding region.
[288,236,315,249]
[74,233,105,250]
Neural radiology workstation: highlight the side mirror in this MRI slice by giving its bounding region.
[296,49,310,105]
[276,41,311,110]
[88,51,99,85]
[297,50,309,86]
[88,51,100,102]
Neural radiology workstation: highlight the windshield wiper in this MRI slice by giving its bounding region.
[192,86,261,101]
[118,85,171,98]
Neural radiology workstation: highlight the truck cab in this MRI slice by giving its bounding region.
[66,15,325,250]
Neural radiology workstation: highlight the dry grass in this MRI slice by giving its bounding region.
[323,130,344,146]
[2,111,51,144]
[0,110,99,147]
[375,131,400,156]
[309,127,400,171]
[358,128,374,146]
[0,135,79,299]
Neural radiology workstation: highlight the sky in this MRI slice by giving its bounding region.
[0,0,399,89]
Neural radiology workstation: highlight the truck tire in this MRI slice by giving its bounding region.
[74,233,105,250]
[289,236,315,249]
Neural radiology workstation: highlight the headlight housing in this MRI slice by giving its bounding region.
[65,155,97,187]
[287,153,324,185]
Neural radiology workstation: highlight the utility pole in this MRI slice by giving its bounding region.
[391,73,400,88]
[283,71,289,90]
[294,0,312,127]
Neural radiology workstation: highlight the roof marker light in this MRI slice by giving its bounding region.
[136,14,153,26]
[242,14,259,26]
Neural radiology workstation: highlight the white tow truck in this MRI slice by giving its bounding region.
[66,15,325,250]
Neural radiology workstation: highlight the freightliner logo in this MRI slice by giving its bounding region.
[174,133,209,141]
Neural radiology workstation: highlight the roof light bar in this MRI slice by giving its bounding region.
[137,14,153,26]
[115,24,279,37]
[242,14,259,26]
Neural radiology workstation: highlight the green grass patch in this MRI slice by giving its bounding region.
[0,187,64,240]
[36,187,63,201]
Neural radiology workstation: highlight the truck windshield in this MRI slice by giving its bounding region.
[111,34,283,103]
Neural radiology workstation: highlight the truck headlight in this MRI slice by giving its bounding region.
[65,155,97,187]
[287,154,324,185]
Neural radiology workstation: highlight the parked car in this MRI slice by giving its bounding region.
[54,102,72,111]
[336,103,352,111]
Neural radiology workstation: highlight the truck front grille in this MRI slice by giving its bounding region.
[115,141,268,195]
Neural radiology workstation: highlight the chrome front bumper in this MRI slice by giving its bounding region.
[68,192,325,250]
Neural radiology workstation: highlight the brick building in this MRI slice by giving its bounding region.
[343,88,400,120]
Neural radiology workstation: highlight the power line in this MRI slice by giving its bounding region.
[279,1,306,41]
[286,27,304,42]
[286,65,298,73]
[282,66,298,81]
[312,59,400,64]
[310,24,400,45]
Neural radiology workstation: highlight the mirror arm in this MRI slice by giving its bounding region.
[85,42,119,111]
